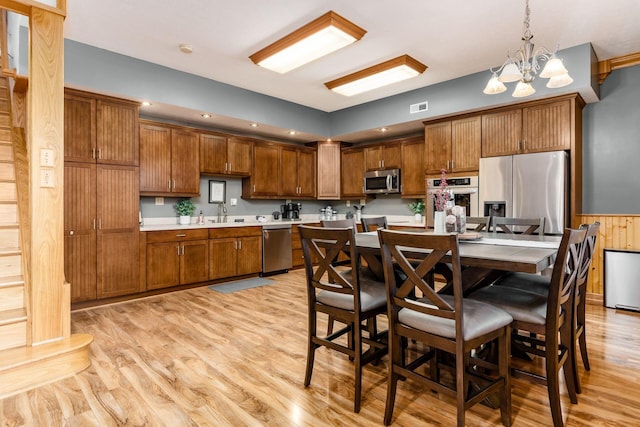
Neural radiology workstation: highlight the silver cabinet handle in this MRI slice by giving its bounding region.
[238,240,242,250]
[173,179,176,189]
[97,148,101,160]
[451,160,455,169]
[98,218,102,229]
[91,147,96,159]
[92,218,96,230]
[176,233,187,237]
[225,162,228,172]
[228,163,232,171]
[168,180,171,189]
[253,184,256,193]
[177,244,180,255]
[181,244,185,255]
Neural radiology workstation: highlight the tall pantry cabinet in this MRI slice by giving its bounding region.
[63,89,141,302]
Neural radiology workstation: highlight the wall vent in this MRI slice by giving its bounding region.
[410,101,428,114]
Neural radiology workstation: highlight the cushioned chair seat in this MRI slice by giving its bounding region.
[494,272,550,296]
[317,269,387,311]
[398,294,513,340]
[470,285,548,326]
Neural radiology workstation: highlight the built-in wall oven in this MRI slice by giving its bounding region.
[426,176,479,228]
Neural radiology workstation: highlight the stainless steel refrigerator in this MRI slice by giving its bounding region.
[479,151,568,234]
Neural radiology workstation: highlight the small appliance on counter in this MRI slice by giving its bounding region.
[320,205,337,221]
[281,202,301,220]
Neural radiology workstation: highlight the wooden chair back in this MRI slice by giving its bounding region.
[321,218,356,229]
[465,216,491,232]
[492,216,545,235]
[361,216,388,232]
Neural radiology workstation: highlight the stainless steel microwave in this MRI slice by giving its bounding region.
[364,169,401,194]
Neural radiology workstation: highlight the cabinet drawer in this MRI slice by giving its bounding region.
[146,228,209,243]
[208,226,262,239]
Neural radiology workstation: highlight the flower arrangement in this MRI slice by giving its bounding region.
[175,199,195,216]
[434,169,451,212]
[408,199,425,215]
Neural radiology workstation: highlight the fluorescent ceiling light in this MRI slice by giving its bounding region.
[249,11,366,74]
[325,55,427,96]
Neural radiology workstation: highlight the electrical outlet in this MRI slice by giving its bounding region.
[360,199,366,206]
[230,198,237,206]
[40,148,55,166]
[155,197,164,205]
[40,169,54,188]
[346,200,350,207]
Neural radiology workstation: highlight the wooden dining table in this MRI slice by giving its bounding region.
[355,230,561,294]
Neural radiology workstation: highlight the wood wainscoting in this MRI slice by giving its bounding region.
[574,214,640,301]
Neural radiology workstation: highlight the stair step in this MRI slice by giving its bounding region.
[0,318,26,351]
[0,203,17,225]
[0,247,20,256]
[0,181,16,202]
[0,253,22,278]
[0,161,15,180]
[0,308,26,326]
[0,333,93,398]
[0,144,11,162]
[0,284,23,311]
[0,228,19,248]
[0,275,24,288]
[0,113,9,129]
[0,128,10,142]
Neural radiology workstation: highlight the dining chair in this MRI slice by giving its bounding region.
[492,216,545,236]
[361,216,388,232]
[468,227,587,427]
[378,229,513,427]
[465,216,491,232]
[299,225,388,413]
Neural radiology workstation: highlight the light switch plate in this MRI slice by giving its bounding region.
[230,198,237,206]
[40,149,55,167]
[155,197,164,205]
[40,169,54,187]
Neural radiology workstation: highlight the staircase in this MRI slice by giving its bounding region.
[0,76,92,399]
[0,77,27,352]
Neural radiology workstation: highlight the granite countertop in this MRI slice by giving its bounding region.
[140,215,425,232]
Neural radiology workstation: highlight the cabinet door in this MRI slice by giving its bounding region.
[237,236,262,276]
[280,146,299,196]
[200,133,227,174]
[365,146,383,171]
[251,143,280,196]
[209,238,238,280]
[227,137,252,176]
[451,116,481,172]
[481,109,522,157]
[64,163,97,302]
[96,165,140,298]
[401,139,425,197]
[64,92,95,163]
[96,99,139,166]
[383,144,402,169]
[297,148,316,198]
[180,240,209,284]
[341,148,365,198]
[146,242,180,290]
[522,99,571,153]
[425,122,451,174]
[171,129,200,195]
[317,142,341,199]
[140,123,172,194]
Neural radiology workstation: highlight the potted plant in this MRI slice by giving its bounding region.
[408,199,425,222]
[175,199,195,225]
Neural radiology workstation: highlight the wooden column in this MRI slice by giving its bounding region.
[28,6,66,343]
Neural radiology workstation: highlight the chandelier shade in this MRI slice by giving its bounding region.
[484,0,572,97]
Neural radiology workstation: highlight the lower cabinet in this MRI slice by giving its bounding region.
[146,229,209,290]
[209,227,262,280]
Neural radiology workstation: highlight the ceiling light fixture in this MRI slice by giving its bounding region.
[325,55,427,97]
[141,101,152,107]
[201,113,211,118]
[250,123,259,128]
[179,44,193,54]
[483,0,572,97]
[249,11,366,74]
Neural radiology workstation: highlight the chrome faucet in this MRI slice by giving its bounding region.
[218,202,227,223]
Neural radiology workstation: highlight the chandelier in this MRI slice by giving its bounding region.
[483,0,573,97]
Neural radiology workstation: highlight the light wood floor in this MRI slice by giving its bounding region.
[2,269,640,426]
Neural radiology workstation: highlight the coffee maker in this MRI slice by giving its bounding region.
[281,202,301,220]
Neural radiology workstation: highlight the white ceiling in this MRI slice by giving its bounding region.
[64,0,640,141]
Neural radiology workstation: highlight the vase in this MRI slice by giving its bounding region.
[179,215,191,225]
[433,211,446,233]
[414,213,422,223]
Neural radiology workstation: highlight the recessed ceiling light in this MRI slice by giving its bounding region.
[179,44,193,54]
[326,138,332,142]
[141,101,152,107]
[250,123,259,128]
[201,113,211,118]
[379,127,389,132]
[288,131,297,135]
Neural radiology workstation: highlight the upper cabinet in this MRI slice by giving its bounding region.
[341,147,365,198]
[425,115,481,174]
[281,145,316,198]
[317,141,341,200]
[64,89,139,166]
[139,121,200,196]
[482,97,575,157]
[400,137,425,197]
[365,143,401,171]
[243,141,281,198]
[200,133,252,176]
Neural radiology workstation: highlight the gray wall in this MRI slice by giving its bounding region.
[583,65,640,214]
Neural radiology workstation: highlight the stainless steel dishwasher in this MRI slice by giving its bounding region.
[261,223,293,275]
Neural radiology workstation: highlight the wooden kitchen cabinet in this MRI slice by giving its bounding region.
[400,137,426,197]
[146,229,209,290]
[365,143,401,171]
[209,227,262,280]
[316,142,341,200]
[341,147,365,198]
[64,163,140,302]
[482,96,575,157]
[200,133,252,176]
[280,145,316,198]
[425,115,481,174]
[139,121,200,196]
[64,89,139,166]
[242,141,281,198]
